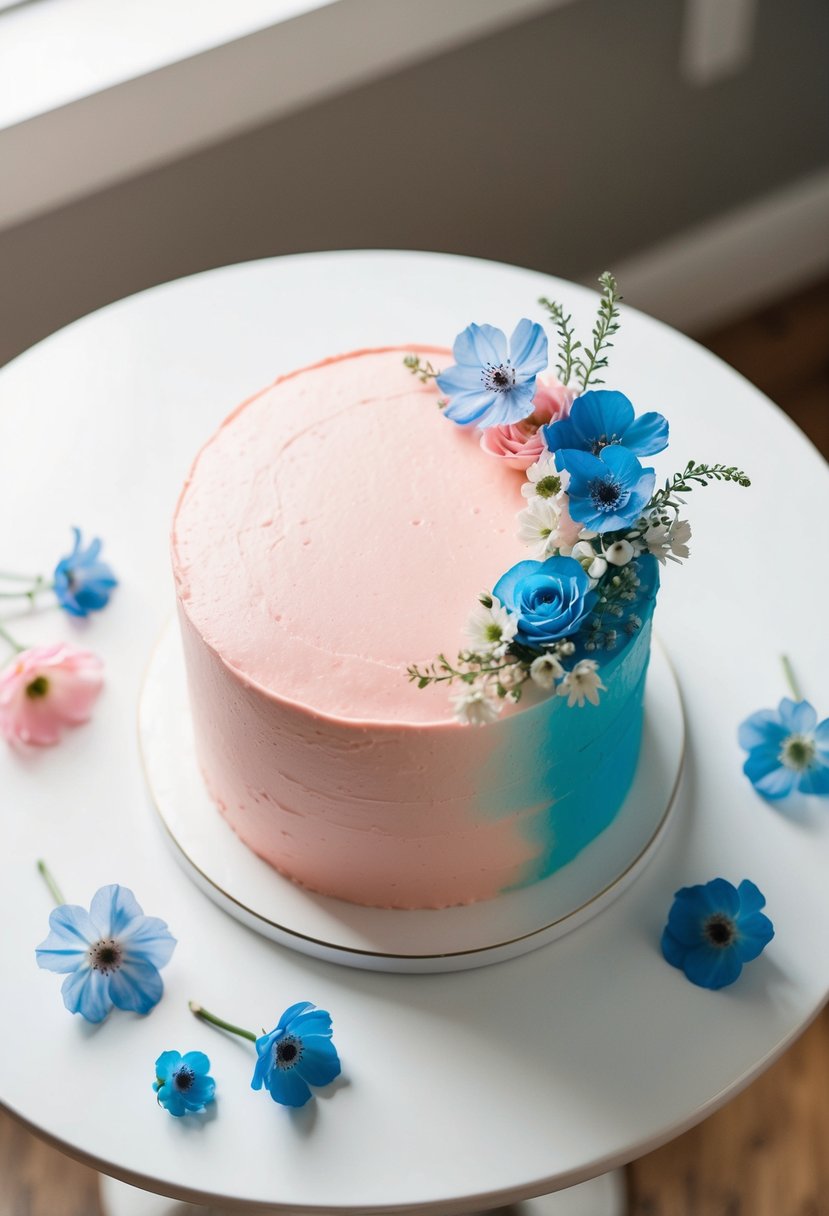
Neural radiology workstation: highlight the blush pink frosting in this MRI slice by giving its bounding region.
[479,375,575,471]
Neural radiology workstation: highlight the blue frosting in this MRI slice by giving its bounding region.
[477,555,659,891]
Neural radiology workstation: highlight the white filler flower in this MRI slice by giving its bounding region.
[556,659,606,707]
[517,497,562,559]
[570,539,607,585]
[464,596,518,656]
[521,455,565,501]
[643,518,692,564]
[530,653,564,690]
[451,682,501,726]
[604,538,635,567]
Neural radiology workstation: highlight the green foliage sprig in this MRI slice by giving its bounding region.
[647,461,751,522]
[537,297,580,385]
[403,354,440,383]
[538,271,622,391]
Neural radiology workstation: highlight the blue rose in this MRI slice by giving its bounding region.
[493,556,596,650]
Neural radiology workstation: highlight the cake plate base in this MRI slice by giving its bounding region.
[100,1169,626,1216]
[139,622,684,974]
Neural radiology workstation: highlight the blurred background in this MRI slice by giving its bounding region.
[0,0,827,1213]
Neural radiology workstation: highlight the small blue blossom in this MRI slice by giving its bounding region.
[35,884,176,1022]
[739,698,829,799]
[559,445,655,533]
[436,319,548,429]
[661,878,774,990]
[493,555,596,650]
[542,389,669,460]
[154,1050,215,1117]
[53,527,118,617]
[252,1001,340,1108]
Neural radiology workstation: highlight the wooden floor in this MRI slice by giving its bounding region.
[2,278,827,1216]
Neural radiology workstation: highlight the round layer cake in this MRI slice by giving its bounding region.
[172,346,658,909]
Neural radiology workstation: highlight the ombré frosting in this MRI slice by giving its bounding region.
[172,347,658,909]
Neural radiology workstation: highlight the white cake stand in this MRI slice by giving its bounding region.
[1,252,827,1216]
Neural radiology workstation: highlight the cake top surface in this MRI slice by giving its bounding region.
[173,346,532,725]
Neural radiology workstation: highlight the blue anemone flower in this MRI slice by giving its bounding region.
[154,1050,216,1117]
[559,445,655,533]
[53,527,118,617]
[252,1001,340,1108]
[542,389,669,460]
[661,878,774,990]
[436,319,548,429]
[35,884,176,1022]
[738,698,829,799]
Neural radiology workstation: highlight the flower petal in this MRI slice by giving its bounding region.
[287,1009,334,1038]
[453,323,507,369]
[181,1051,211,1075]
[683,943,743,990]
[738,710,788,752]
[442,389,499,427]
[108,958,164,1014]
[573,391,635,447]
[697,878,741,918]
[660,927,688,970]
[778,698,817,734]
[508,319,548,378]
[35,903,97,971]
[798,763,829,795]
[61,966,112,1022]
[736,879,767,917]
[296,1036,341,1087]
[89,885,146,937]
[156,1082,186,1116]
[621,410,670,456]
[119,916,176,969]
[154,1050,182,1082]
[736,912,774,961]
[750,758,798,800]
[492,560,543,614]
[183,1074,215,1109]
[266,1067,313,1108]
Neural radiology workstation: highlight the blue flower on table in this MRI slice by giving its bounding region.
[559,445,655,534]
[252,1001,341,1108]
[739,698,829,799]
[661,878,774,990]
[154,1050,216,1117]
[542,390,669,461]
[493,555,596,650]
[436,319,548,429]
[35,884,176,1022]
[53,527,118,617]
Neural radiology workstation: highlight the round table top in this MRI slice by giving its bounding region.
[1,251,827,1213]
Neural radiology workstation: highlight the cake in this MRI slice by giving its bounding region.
[172,276,746,910]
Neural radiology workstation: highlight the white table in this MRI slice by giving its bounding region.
[1,251,827,1215]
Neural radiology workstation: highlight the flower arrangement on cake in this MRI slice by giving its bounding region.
[405,275,750,724]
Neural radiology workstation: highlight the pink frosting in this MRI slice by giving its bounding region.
[172,349,563,907]
[479,375,575,471]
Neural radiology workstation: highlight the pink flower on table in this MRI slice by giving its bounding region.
[0,643,103,748]
[480,376,575,471]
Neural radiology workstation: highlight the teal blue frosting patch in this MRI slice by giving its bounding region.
[476,555,659,891]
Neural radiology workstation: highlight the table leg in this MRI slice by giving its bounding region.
[99,1169,626,1216]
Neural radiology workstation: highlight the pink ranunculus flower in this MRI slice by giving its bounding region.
[480,375,576,472]
[0,643,103,748]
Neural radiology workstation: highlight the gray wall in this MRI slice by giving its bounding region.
[1,0,827,365]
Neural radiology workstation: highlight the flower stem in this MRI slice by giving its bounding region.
[781,655,803,701]
[0,576,53,602]
[189,1000,257,1041]
[0,621,25,654]
[37,859,66,906]
[0,571,41,582]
